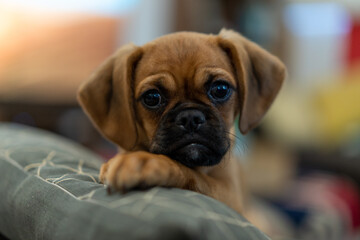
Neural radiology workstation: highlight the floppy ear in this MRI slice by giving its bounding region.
[77,44,143,150]
[218,29,286,134]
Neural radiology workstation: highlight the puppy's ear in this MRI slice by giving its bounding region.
[218,29,286,134]
[77,44,143,150]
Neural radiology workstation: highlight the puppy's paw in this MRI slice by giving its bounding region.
[100,151,185,192]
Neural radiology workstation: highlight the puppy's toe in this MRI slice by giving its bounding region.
[99,163,109,183]
[101,155,124,187]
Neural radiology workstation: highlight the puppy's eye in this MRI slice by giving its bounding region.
[142,89,162,108]
[208,81,232,102]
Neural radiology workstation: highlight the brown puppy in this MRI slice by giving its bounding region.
[77,29,285,213]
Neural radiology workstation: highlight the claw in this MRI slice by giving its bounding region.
[106,185,113,195]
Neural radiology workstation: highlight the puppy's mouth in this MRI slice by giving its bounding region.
[170,139,210,153]
[171,142,217,167]
[153,136,228,168]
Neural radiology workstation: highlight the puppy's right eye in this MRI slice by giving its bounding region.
[142,89,162,108]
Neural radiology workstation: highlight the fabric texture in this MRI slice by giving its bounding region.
[0,123,269,240]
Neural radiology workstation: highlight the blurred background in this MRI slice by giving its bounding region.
[0,0,359,239]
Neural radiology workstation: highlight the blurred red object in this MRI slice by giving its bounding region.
[295,173,360,234]
[347,20,360,69]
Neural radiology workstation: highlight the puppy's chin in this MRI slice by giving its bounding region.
[168,143,225,168]
[151,136,229,168]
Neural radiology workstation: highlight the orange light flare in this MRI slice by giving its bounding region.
[0,2,122,104]
[0,5,93,76]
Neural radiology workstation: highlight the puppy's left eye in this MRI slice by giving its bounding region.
[141,89,163,108]
[208,81,232,102]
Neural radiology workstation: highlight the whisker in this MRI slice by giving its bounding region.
[224,130,249,156]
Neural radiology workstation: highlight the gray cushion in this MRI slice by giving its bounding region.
[0,123,270,240]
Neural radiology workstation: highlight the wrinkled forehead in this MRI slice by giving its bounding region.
[134,34,234,87]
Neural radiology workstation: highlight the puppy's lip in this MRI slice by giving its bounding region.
[181,143,208,150]
[170,140,212,152]
[188,143,204,147]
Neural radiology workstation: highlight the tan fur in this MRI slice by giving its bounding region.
[78,29,286,213]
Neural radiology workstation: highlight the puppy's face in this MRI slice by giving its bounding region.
[78,30,285,168]
[134,34,237,167]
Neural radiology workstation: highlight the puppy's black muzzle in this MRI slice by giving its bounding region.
[150,103,230,168]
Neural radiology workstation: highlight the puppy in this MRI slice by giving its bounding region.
[77,29,285,213]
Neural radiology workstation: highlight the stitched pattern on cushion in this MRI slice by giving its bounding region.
[0,124,270,240]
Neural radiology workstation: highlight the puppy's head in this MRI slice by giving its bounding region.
[78,29,286,168]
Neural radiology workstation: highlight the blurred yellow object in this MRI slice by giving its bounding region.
[263,68,360,148]
[262,84,319,147]
[315,74,360,145]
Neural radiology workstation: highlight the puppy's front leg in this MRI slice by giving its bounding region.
[99,151,241,211]
[100,152,243,212]
[100,151,190,192]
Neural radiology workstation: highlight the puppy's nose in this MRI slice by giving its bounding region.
[175,110,205,132]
